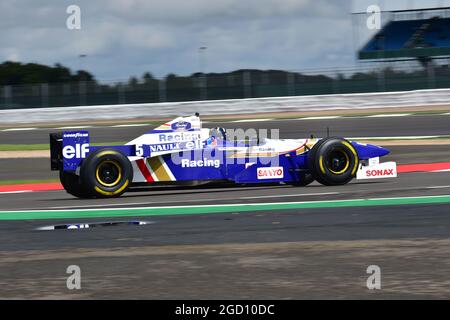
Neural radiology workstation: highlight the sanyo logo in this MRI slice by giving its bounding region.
[257,167,284,179]
[181,158,220,168]
[63,143,89,159]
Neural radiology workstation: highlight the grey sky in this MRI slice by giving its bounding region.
[0,0,447,80]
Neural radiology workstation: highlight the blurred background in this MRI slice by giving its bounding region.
[2,1,450,109]
[2,0,450,300]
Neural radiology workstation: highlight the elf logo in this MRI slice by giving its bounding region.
[257,167,284,179]
[366,169,394,177]
[63,143,89,159]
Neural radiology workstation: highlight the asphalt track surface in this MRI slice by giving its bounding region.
[0,115,450,299]
[1,113,450,145]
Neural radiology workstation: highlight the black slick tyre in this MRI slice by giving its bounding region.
[80,149,133,198]
[308,137,359,186]
[59,170,91,198]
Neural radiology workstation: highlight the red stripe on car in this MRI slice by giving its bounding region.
[136,159,154,182]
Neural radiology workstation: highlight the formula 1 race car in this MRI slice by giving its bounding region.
[50,114,397,198]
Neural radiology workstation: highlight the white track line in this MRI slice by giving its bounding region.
[366,113,412,118]
[25,192,339,211]
[111,124,149,128]
[348,135,444,140]
[296,116,342,120]
[0,190,32,194]
[2,128,37,132]
[231,119,273,123]
[56,126,91,130]
[426,185,450,189]
[240,192,338,199]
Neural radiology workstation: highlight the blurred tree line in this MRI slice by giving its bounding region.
[0,61,94,85]
[0,60,333,88]
[1,60,450,109]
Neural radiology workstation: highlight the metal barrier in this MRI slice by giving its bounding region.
[1,88,449,125]
[3,66,450,110]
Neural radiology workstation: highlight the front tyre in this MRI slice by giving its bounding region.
[308,137,359,186]
[80,149,133,198]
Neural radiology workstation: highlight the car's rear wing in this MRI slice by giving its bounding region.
[49,131,90,171]
[49,132,63,171]
[50,130,153,172]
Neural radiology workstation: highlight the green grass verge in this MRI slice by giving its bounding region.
[0,179,59,186]
[0,141,127,151]
[0,144,50,151]
[1,195,450,221]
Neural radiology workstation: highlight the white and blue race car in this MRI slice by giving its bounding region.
[50,114,397,198]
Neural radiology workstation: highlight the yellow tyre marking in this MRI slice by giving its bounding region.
[328,151,350,175]
[351,158,359,175]
[342,141,359,175]
[94,150,119,159]
[95,160,122,187]
[319,155,326,174]
[94,179,129,197]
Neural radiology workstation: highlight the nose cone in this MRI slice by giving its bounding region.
[352,142,390,159]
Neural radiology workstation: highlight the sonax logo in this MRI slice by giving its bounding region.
[366,169,394,177]
[356,161,397,180]
[257,167,284,179]
[63,143,89,159]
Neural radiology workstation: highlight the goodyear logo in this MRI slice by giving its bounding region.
[63,132,89,138]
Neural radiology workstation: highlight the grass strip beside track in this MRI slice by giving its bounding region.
[1,195,450,221]
[0,179,59,186]
[0,141,127,152]
[0,144,50,151]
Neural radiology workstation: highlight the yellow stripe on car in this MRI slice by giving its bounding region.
[147,157,172,181]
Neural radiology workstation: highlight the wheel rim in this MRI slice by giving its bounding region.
[326,149,350,174]
[95,160,122,187]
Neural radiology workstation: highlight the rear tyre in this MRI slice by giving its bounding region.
[59,170,91,198]
[308,137,359,186]
[80,149,133,198]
